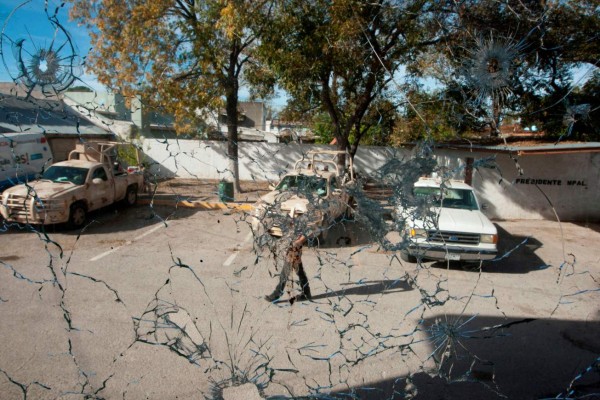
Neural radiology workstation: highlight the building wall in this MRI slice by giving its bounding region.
[65,91,130,119]
[239,101,266,130]
[47,135,115,162]
[142,138,599,222]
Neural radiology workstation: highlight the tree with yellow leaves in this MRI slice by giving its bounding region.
[68,0,275,193]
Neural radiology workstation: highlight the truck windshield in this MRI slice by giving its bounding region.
[42,166,89,185]
[276,175,327,197]
[414,187,479,210]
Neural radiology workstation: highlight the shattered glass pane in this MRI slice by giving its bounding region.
[0,1,598,399]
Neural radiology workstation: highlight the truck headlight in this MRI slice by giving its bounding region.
[409,228,427,238]
[480,234,498,244]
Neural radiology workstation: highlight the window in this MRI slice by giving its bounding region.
[92,167,108,181]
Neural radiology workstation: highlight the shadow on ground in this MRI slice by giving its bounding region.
[324,316,600,400]
[20,202,206,236]
[310,278,414,301]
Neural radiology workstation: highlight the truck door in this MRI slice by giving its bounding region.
[88,166,115,210]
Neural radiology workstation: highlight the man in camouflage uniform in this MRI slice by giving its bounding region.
[264,233,311,302]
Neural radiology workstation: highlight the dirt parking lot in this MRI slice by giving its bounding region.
[147,178,270,203]
[0,200,598,399]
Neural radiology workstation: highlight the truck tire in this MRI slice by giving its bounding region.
[124,185,138,206]
[68,203,87,229]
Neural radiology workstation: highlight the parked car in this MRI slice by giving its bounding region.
[397,176,498,263]
[251,150,355,240]
[1,141,143,229]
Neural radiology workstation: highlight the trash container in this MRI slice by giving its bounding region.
[218,181,234,202]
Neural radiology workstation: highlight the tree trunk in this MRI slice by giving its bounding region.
[335,133,349,174]
[226,45,242,195]
[226,88,241,194]
[491,96,501,137]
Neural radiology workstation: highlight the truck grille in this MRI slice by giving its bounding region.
[428,230,480,245]
[4,194,31,216]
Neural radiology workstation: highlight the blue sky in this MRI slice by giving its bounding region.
[0,0,104,90]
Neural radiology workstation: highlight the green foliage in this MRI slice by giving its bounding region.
[392,90,460,144]
[116,143,144,168]
[259,0,445,158]
[311,113,335,144]
[67,0,599,148]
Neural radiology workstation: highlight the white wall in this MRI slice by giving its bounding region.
[141,138,600,222]
[142,140,405,182]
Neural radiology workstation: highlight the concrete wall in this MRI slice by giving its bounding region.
[141,138,599,222]
[142,140,401,181]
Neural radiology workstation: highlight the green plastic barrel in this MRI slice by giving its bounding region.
[218,181,234,202]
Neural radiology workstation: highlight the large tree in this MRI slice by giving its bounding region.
[260,0,445,168]
[68,0,274,193]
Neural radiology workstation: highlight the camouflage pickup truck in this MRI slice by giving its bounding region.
[1,141,144,229]
[251,150,356,241]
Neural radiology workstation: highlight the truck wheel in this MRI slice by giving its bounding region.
[400,250,417,263]
[124,185,138,206]
[68,203,87,229]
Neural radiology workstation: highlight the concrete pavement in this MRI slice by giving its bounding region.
[1,179,599,399]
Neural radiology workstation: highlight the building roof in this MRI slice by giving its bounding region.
[0,82,61,100]
[0,92,111,136]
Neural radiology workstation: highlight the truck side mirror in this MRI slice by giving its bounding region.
[92,178,104,185]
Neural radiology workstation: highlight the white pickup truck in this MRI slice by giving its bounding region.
[251,150,355,240]
[1,142,144,229]
[398,176,498,263]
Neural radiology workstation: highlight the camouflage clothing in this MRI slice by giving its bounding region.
[265,236,311,302]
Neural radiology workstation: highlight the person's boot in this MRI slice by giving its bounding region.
[264,291,282,302]
[298,270,312,301]
[298,285,312,301]
[265,282,285,302]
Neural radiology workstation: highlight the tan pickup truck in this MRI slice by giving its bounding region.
[0,141,144,229]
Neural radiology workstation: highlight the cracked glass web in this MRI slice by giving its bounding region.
[0,1,599,399]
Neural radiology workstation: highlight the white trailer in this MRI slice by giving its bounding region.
[0,132,53,190]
